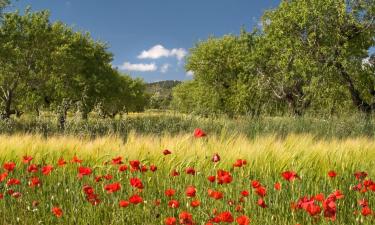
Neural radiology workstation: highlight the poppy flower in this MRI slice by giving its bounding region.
[78,167,92,178]
[57,158,67,166]
[71,156,83,164]
[52,207,63,218]
[208,189,223,200]
[168,200,180,208]
[42,165,53,175]
[165,189,176,197]
[129,160,141,170]
[119,200,130,208]
[251,180,261,188]
[235,205,244,212]
[354,171,368,180]
[104,174,113,180]
[233,159,247,168]
[255,186,267,197]
[179,211,193,224]
[185,168,196,175]
[315,193,325,202]
[119,165,128,172]
[217,211,234,223]
[130,177,144,189]
[22,156,33,164]
[236,215,250,225]
[241,190,249,197]
[170,169,179,177]
[361,207,372,216]
[185,186,196,197]
[0,172,8,182]
[165,217,177,225]
[104,182,121,193]
[359,199,369,207]
[163,149,172,155]
[154,199,161,206]
[274,182,281,191]
[328,171,337,178]
[194,128,206,138]
[83,185,94,195]
[212,153,220,163]
[3,162,15,172]
[112,156,123,165]
[150,165,157,172]
[257,198,267,208]
[27,164,38,173]
[129,194,143,204]
[29,177,41,187]
[7,178,21,186]
[306,204,321,217]
[217,170,232,184]
[281,171,300,181]
[190,200,200,207]
[208,176,216,183]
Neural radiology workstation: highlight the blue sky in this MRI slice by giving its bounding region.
[9,1,374,83]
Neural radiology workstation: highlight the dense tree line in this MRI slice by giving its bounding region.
[173,0,375,117]
[0,8,148,127]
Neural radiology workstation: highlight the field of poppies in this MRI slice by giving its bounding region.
[0,130,374,225]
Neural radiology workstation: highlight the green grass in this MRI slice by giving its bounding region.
[0,133,374,224]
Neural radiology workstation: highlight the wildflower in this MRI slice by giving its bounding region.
[111,156,123,165]
[194,128,206,138]
[212,153,220,163]
[168,200,180,208]
[191,200,200,207]
[129,194,143,204]
[130,177,144,189]
[163,149,172,155]
[328,171,337,178]
[71,156,83,164]
[165,189,176,197]
[52,207,63,218]
[22,156,33,164]
[29,177,41,187]
[274,182,281,191]
[119,200,130,208]
[185,167,196,175]
[165,217,177,225]
[104,182,121,193]
[41,165,53,175]
[57,158,67,167]
[236,215,250,225]
[3,162,16,172]
[282,171,300,181]
[185,186,196,197]
[27,164,38,173]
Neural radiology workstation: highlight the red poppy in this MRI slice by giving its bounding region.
[150,165,157,172]
[52,207,63,218]
[208,176,216,183]
[235,205,244,212]
[240,190,249,197]
[217,211,234,223]
[314,193,325,202]
[165,217,177,225]
[111,156,123,165]
[274,182,281,191]
[194,128,206,138]
[179,211,193,224]
[163,149,172,155]
[217,170,232,184]
[104,174,113,180]
[208,189,223,200]
[104,182,121,193]
[7,178,21,186]
[57,158,67,166]
[361,207,372,216]
[306,204,321,217]
[71,156,83,164]
[185,186,196,197]
[77,166,92,178]
[212,153,220,163]
[41,165,53,175]
[354,171,368,180]
[165,189,176,197]
[281,171,300,181]
[185,167,196,175]
[29,177,41,187]
[129,160,141,170]
[236,215,250,225]
[191,200,200,207]
[119,165,128,172]
[129,194,143,204]
[130,177,144,189]
[255,186,267,197]
[170,169,179,177]
[0,172,8,182]
[328,171,337,178]
[168,200,180,208]
[257,198,267,208]
[3,162,16,172]
[22,156,33,164]
[83,185,95,195]
[119,200,130,208]
[233,159,247,168]
[359,199,369,207]
[27,164,38,173]
[251,180,261,188]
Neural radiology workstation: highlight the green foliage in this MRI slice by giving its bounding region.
[0,9,148,123]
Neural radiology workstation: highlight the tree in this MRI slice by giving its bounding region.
[260,0,375,114]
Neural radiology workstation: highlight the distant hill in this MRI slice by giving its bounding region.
[146,80,182,109]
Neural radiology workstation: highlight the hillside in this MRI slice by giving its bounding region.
[146,80,182,109]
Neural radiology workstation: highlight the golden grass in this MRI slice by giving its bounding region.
[0,132,374,175]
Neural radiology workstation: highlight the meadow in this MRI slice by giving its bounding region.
[0,116,374,224]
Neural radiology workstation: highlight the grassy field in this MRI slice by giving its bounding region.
[0,132,374,224]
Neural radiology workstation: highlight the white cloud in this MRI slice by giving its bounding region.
[119,62,157,72]
[186,71,194,76]
[160,64,171,73]
[138,44,187,61]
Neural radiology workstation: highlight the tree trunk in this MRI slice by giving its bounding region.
[1,90,13,119]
